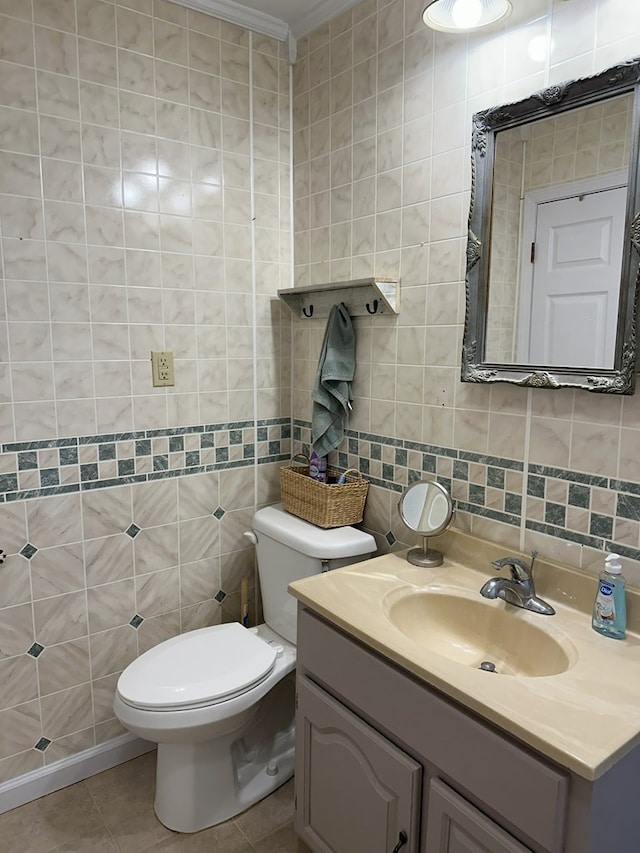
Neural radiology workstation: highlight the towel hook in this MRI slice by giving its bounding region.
[302,305,314,318]
[366,299,379,314]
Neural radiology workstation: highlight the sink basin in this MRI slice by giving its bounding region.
[384,589,577,677]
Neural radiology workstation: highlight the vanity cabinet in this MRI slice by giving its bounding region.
[296,677,421,853]
[425,779,532,853]
[294,604,640,853]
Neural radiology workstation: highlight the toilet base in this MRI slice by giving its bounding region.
[154,673,296,832]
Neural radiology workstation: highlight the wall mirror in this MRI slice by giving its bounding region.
[398,480,454,568]
[462,57,640,393]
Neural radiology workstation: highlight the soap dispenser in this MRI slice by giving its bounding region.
[592,553,626,640]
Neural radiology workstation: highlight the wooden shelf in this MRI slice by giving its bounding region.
[277,278,400,319]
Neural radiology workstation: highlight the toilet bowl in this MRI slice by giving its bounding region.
[113,503,375,833]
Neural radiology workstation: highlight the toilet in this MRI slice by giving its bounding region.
[113,503,375,833]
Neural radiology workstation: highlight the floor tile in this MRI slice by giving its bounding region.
[145,821,255,852]
[51,835,119,853]
[0,753,305,853]
[85,753,175,852]
[0,782,107,853]
[233,779,295,844]
[252,822,312,853]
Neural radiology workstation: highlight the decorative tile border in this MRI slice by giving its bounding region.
[293,420,640,563]
[5,415,640,563]
[0,419,292,503]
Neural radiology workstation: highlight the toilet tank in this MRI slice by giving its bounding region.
[251,504,375,644]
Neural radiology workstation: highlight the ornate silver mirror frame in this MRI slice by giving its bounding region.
[462,57,640,394]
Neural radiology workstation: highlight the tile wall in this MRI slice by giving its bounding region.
[3,0,640,800]
[0,0,291,783]
[291,0,640,584]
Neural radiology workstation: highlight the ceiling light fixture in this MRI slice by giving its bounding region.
[422,0,512,33]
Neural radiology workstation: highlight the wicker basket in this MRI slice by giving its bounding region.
[280,461,369,528]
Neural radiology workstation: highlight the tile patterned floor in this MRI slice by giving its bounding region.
[0,752,311,853]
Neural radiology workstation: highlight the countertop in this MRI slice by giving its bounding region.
[288,528,640,781]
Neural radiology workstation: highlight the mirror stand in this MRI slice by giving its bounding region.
[407,536,443,568]
[398,480,453,567]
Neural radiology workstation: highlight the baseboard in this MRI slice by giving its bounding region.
[0,733,155,814]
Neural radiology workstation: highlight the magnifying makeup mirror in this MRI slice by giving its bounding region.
[398,480,454,567]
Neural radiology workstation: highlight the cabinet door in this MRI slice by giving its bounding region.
[425,779,533,853]
[295,676,421,853]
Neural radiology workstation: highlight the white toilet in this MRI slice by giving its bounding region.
[113,503,375,833]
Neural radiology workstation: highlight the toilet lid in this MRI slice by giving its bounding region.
[117,623,277,710]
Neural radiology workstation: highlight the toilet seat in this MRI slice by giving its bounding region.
[117,623,277,711]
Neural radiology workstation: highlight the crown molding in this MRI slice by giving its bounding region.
[287,29,297,63]
[174,0,290,41]
[289,0,359,38]
[171,0,361,56]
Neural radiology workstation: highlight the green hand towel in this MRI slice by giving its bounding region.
[311,303,355,457]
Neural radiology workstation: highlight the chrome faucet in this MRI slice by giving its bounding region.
[479,550,555,615]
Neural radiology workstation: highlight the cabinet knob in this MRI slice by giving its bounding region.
[391,831,408,853]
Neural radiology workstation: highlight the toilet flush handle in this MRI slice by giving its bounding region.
[243,531,258,545]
